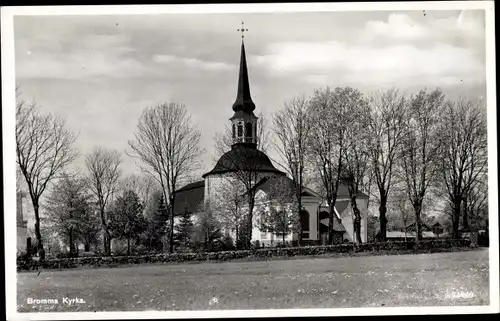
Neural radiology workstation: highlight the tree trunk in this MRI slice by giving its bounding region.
[235,225,239,249]
[413,200,423,241]
[69,226,75,255]
[169,197,176,253]
[127,238,131,256]
[84,242,90,252]
[463,198,469,231]
[297,192,302,246]
[452,197,461,239]
[102,228,112,255]
[349,190,362,244]
[379,193,388,242]
[353,209,362,244]
[32,202,45,260]
[328,195,338,245]
[246,198,255,249]
[100,205,111,256]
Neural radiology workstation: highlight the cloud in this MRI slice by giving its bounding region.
[253,11,485,90]
[359,11,485,49]
[253,40,484,89]
[362,14,429,42]
[16,30,145,80]
[16,50,146,80]
[153,54,235,72]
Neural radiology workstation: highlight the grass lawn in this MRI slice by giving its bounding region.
[17,249,489,312]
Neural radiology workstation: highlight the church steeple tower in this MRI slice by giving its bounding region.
[232,40,255,113]
[230,22,258,149]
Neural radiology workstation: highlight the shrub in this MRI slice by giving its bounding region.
[221,234,235,251]
[132,245,149,255]
[80,251,97,257]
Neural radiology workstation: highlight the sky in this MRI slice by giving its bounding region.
[14,9,487,182]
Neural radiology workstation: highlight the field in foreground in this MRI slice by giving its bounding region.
[17,249,489,312]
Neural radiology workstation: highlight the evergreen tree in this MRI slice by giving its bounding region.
[148,193,169,252]
[174,210,194,251]
[109,190,147,255]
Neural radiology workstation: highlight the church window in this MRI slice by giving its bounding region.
[237,123,243,137]
[232,123,235,139]
[245,122,253,143]
[246,122,253,137]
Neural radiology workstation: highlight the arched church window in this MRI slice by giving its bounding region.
[246,122,253,137]
[232,123,235,139]
[245,122,253,143]
[237,123,243,138]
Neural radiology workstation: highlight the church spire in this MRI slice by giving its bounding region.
[232,36,255,113]
[230,22,258,148]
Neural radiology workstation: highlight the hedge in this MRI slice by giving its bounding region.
[17,239,471,271]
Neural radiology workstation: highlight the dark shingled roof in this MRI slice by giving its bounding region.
[334,200,350,215]
[336,184,369,199]
[173,180,205,216]
[203,145,285,178]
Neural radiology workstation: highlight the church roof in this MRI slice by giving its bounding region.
[203,145,285,178]
[334,200,350,215]
[250,176,319,197]
[232,41,255,114]
[318,185,369,201]
[173,180,205,216]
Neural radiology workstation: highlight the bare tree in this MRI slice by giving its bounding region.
[342,96,371,244]
[390,191,414,242]
[44,172,94,256]
[128,102,204,253]
[210,177,246,247]
[308,86,357,245]
[256,176,297,245]
[437,97,488,238]
[214,111,271,159]
[119,174,160,205]
[214,148,282,249]
[366,89,408,241]
[272,95,313,245]
[16,93,78,259]
[85,147,121,255]
[399,88,445,241]
[465,178,488,231]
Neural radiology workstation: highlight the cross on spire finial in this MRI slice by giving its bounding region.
[237,21,248,39]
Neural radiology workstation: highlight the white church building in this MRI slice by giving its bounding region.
[173,38,368,245]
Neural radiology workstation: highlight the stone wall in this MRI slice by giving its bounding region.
[17,239,472,271]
